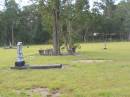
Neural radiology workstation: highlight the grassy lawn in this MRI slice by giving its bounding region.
[0,42,130,97]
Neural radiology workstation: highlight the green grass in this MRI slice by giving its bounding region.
[0,42,130,97]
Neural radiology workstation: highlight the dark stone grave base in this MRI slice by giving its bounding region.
[15,61,25,67]
[11,64,63,70]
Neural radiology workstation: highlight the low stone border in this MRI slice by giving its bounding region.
[11,64,63,70]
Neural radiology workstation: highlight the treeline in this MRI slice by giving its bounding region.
[0,0,130,46]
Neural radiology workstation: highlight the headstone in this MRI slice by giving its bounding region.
[15,42,25,67]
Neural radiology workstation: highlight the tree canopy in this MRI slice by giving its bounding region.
[0,0,129,47]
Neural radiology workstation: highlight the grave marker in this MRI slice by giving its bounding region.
[11,42,63,69]
[15,42,25,67]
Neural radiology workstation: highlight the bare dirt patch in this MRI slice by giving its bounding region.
[16,88,60,97]
[73,59,112,64]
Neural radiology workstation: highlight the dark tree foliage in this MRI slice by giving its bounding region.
[0,0,129,47]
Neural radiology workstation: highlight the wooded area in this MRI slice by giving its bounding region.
[0,0,130,48]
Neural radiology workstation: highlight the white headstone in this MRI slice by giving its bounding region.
[16,42,24,62]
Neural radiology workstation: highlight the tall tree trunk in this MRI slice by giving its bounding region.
[52,0,61,55]
[68,20,72,49]
[11,22,14,47]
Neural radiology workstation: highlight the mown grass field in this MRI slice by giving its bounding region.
[0,42,130,97]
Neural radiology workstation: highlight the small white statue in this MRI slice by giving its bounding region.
[17,42,24,62]
[15,42,25,67]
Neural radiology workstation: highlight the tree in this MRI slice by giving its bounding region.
[93,0,118,41]
[115,1,130,40]
[61,0,90,53]
[74,0,90,42]
[60,0,75,53]
[34,0,61,55]
[4,0,20,46]
[52,0,61,55]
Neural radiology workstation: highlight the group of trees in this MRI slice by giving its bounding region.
[0,0,50,46]
[0,0,130,54]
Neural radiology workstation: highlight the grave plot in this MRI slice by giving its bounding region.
[11,42,63,70]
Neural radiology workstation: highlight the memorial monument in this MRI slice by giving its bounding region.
[11,42,62,69]
[15,42,25,67]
